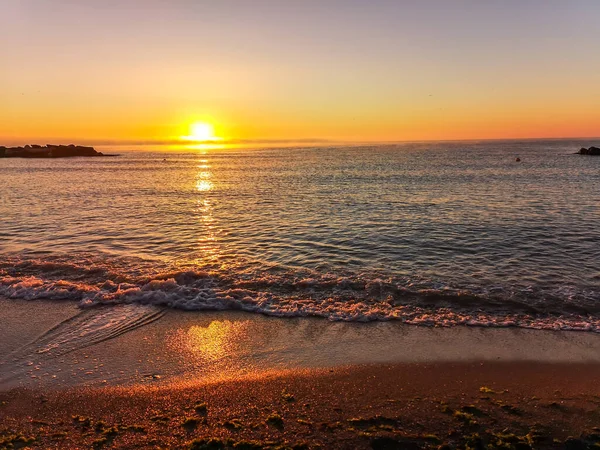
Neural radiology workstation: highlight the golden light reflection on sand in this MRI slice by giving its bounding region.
[183,320,250,361]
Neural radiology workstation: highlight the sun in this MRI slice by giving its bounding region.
[183,122,216,141]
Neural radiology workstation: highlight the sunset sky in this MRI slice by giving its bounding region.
[1,0,599,146]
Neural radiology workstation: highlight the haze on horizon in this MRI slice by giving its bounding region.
[1,0,599,146]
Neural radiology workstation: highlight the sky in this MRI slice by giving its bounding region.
[1,0,600,145]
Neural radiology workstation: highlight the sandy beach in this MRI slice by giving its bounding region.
[3,362,600,449]
[3,298,600,390]
[3,299,600,448]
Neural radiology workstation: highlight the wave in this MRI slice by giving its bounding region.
[1,255,599,333]
[6,304,164,359]
[0,303,164,387]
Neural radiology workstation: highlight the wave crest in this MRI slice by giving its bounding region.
[1,256,599,332]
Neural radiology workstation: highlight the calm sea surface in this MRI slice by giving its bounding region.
[1,140,600,331]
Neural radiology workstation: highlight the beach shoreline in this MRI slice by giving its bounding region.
[3,297,600,391]
[3,299,600,447]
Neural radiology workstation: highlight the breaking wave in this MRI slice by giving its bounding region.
[1,254,600,333]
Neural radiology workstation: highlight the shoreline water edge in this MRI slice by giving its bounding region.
[3,298,600,448]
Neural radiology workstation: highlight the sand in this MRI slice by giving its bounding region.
[2,362,600,449]
[3,298,600,448]
[3,298,600,391]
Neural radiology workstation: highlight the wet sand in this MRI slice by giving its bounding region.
[3,298,600,391]
[3,298,600,448]
[3,362,600,449]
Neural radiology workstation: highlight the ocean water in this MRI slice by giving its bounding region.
[1,140,600,331]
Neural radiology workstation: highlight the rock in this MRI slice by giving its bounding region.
[0,144,106,158]
[564,437,587,450]
[370,437,421,450]
[47,145,99,157]
[578,146,600,155]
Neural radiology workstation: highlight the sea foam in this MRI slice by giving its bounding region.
[1,256,599,333]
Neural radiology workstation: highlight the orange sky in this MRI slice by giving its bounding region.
[1,1,599,146]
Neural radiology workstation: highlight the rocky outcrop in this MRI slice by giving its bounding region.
[578,146,600,155]
[0,144,107,158]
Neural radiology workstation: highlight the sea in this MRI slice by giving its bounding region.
[1,140,599,332]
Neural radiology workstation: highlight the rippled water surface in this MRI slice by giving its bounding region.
[1,141,599,330]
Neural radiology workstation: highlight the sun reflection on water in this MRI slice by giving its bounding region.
[194,160,221,263]
[196,198,219,261]
[196,161,213,192]
[196,180,213,192]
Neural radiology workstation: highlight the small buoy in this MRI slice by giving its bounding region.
[516,157,521,162]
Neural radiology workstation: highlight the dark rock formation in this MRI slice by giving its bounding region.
[578,146,600,155]
[0,144,107,158]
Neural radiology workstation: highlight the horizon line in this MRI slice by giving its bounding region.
[1,135,599,148]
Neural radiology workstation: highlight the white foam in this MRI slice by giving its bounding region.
[2,262,600,333]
